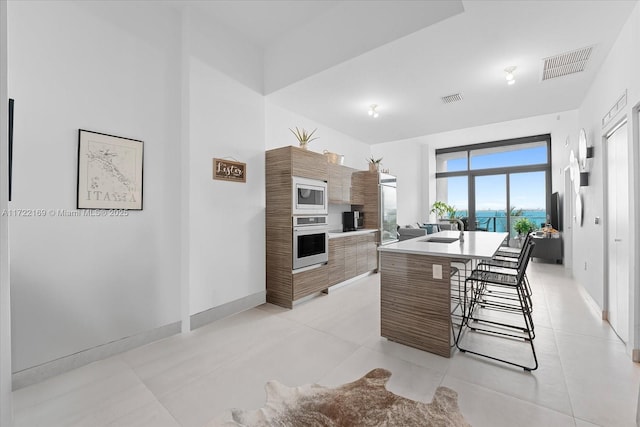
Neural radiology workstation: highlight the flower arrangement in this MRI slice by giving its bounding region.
[289,127,318,149]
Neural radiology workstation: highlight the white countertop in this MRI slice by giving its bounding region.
[328,229,378,239]
[377,230,508,260]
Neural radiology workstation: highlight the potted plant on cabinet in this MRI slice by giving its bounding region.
[289,127,318,150]
[367,156,383,172]
[513,217,536,247]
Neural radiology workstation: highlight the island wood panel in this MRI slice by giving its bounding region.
[292,264,329,300]
[291,147,328,181]
[328,238,346,286]
[379,252,452,358]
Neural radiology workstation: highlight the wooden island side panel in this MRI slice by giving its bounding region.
[379,252,452,358]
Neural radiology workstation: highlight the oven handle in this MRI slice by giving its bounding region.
[293,226,331,233]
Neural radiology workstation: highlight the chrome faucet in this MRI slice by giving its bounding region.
[454,218,464,242]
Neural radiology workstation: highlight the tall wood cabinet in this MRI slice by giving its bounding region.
[351,171,381,238]
[266,146,328,308]
[266,146,377,309]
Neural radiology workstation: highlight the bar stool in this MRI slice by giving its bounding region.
[455,240,538,371]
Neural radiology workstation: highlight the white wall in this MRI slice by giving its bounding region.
[371,138,423,226]
[186,13,266,315]
[7,1,182,371]
[0,0,12,423]
[575,1,640,355]
[265,102,371,170]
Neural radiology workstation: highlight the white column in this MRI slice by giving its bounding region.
[0,0,13,424]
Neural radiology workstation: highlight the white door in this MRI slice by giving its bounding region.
[563,168,573,271]
[606,122,629,342]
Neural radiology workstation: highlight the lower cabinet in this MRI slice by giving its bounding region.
[329,238,346,286]
[291,232,377,304]
[292,264,329,300]
[356,236,369,275]
[344,236,357,279]
[329,233,377,286]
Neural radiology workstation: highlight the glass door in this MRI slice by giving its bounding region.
[380,183,397,244]
[509,171,547,238]
[472,174,506,232]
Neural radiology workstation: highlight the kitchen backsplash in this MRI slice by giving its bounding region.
[328,203,351,231]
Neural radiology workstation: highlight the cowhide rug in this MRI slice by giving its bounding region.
[227,368,471,426]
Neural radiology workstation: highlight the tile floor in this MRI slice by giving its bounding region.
[12,262,640,427]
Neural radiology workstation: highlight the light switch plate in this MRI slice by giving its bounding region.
[433,264,443,280]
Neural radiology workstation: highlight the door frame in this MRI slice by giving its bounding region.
[603,118,628,342]
[633,103,640,361]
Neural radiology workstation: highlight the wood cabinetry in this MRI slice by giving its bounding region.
[356,236,369,275]
[351,171,380,233]
[328,239,345,286]
[266,146,328,309]
[328,164,356,204]
[329,232,377,285]
[292,264,329,300]
[344,236,357,279]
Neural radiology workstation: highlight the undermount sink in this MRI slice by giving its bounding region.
[421,237,460,243]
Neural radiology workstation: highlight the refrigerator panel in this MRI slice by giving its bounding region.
[380,183,398,245]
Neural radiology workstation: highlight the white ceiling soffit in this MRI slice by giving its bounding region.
[263,1,465,94]
[542,46,594,81]
[266,1,636,145]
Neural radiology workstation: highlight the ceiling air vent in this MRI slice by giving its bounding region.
[441,93,463,104]
[542,46,593,81]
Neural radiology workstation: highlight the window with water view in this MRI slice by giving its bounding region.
[435,135,551,237]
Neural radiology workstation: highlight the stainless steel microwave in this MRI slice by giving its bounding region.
[292,176,327,215]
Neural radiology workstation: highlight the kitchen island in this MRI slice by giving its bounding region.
[377,230,508,357]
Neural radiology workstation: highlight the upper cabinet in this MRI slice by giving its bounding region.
[266,146,328,182]
[328,164,357,204]
[291,147,328,181]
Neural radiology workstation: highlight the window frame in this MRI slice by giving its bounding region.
[435,134,552,232]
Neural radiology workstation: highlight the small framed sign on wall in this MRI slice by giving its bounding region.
[213,158,246,183]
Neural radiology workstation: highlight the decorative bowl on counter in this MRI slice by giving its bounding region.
[323,150,344,165]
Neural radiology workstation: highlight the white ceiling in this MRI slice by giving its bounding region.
[176,0,638,145]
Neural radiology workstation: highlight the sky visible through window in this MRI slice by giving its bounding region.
[445,145,547,213]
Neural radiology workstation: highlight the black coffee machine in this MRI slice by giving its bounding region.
[343,211,363,232]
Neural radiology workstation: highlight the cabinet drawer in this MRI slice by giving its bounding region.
[293,264,329,300]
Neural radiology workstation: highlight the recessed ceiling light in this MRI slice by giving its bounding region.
[504,66,517,85]
[368,104,379,118]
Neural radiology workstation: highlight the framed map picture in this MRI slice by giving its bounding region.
[77,129,143,210]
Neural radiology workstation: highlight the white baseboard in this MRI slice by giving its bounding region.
[13,290,267,389]
[190,291,266,330]
[12,321,181,390]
